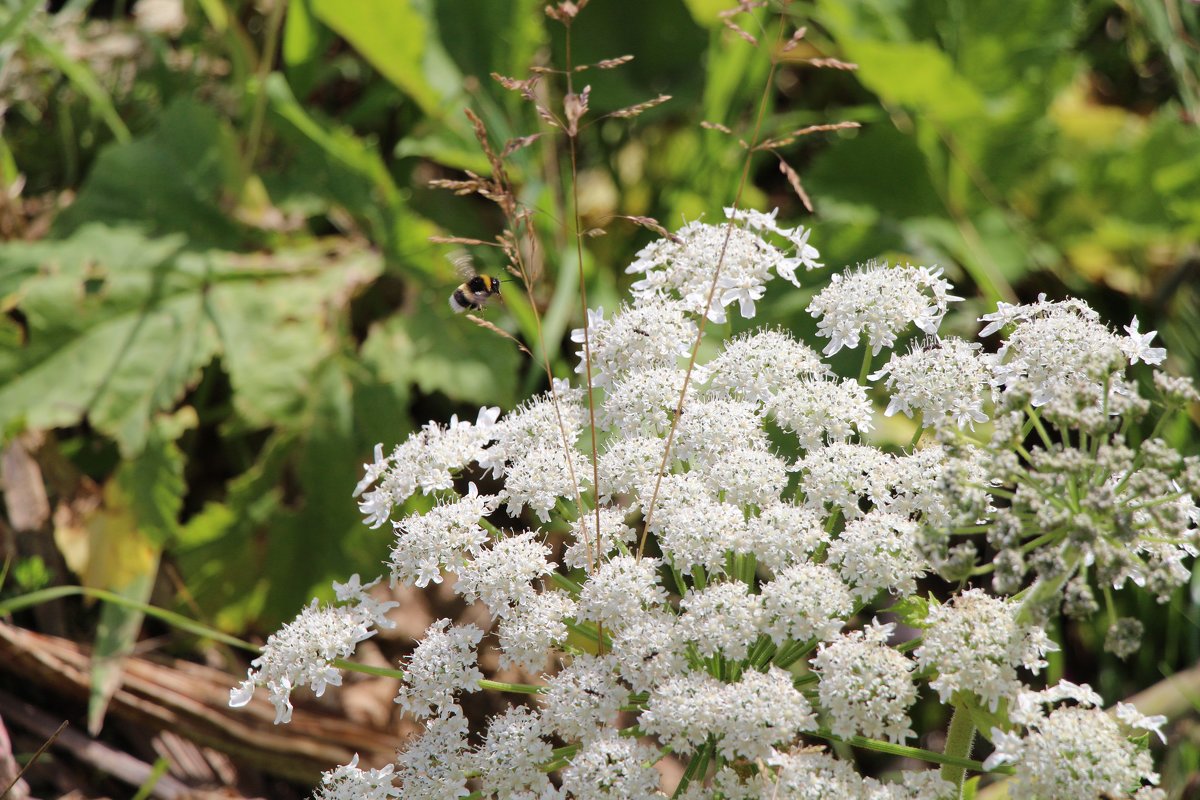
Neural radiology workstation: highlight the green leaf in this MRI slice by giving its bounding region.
[173,434,292,631]
[887,593,932,628]
[117,413,192,547]
[845,39,985,125]
[361,297,519,407]
[88,416,190,731]
[69,478,162,734]
[212,245,382,426]
[0,226,383,455]
[24,30,131,143]
[0,226,217,456]
[51,99,246,250]
[308,0,458,117]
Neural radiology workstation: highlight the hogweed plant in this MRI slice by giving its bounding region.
[225,3,1198,798]
[228,208,1198,799]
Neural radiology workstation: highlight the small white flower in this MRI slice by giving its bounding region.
[760,561,853,644]
[812,621,917,743]
[389,484,497,588]
[640,672,727,753]
[915,589,1058,711]
[313,753,400,800]
[716,666,816,761]
[229,576,397,724]
[539,654,628,742]
[649,473,747,574]
[1123,316,1167,365]
[559,733,662,799]
[807,262,961,356]
[394,711,473,799]
[705,328,827,403]
[501,445,589,522]
[496,590,577,672]
[395,619,484,719]
[626,216,803,321]
[985,706,1160,799]
[869,337,990,430]
[678,581,762,661]
[354,407,499,527]
[826,511,927,601]
[767,376,874,451]
[476,706,555,797]
[575,555,667,631]
[610,610,686,694]
[571,301,697,387]
[453,532,554,618]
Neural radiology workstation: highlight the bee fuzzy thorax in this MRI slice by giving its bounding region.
[450,274,502,313]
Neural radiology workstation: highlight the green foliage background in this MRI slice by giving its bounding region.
[1,0,1198,791]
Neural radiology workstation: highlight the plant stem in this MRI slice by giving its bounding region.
[940,698,977,796]
[858,347,873,385]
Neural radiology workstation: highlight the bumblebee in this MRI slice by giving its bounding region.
[447,251,503,313]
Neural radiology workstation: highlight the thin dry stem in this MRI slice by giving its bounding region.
[806,57,858,70]
[429,235,501,248]
[614,214,683,244]
[777,157,813,212]
[465,314,533,356]
[755,120,861,151]
[431,109,593,568]
[564,27,604,575]
[606,94,672,120]
[638,10,789,560]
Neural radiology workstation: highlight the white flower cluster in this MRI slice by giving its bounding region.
[234,215,1194,799]
[228,575,397,724]
[983,682,1167,800]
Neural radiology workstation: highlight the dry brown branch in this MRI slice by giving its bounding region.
[593,55,634,69]
[563,85,591,135]
[501,133,545,158]
[615,215,682,243]
[465,315,532,356]
[778,157,814,212]
[608,94,671,119]
[0,623,403,784]
[754,120,862,150]
[429,235,499,248]
[806,57,858,70]
[782,25,808,52]
[464,109,506,188]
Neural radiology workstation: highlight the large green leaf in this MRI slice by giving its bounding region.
[0,226,216,455]
[360,295,520,408]
[88,420,186,733]
[51,99,247,250]
[0,225,383,455]
[308,0,460,117]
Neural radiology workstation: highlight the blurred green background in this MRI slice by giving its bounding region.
[1,0,1198,795]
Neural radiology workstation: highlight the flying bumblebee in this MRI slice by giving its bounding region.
[447,250,504,313]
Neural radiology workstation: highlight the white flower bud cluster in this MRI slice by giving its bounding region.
[234,216,1193,799]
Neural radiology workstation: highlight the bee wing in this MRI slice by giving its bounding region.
[447,249,477,280]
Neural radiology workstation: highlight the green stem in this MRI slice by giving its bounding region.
[909,410,925,449]
[858,347,874,385]
[940,698,978,795]
[806,729,1002,773]
[0,586,255,651]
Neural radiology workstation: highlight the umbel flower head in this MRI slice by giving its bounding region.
[232,213,1193,799]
